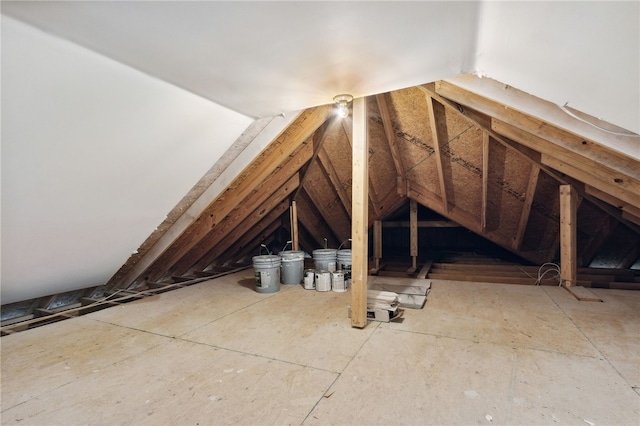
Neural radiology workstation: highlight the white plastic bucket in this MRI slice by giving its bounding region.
[313,248,337,272]
[303,269,315,290]
[337,249,352,287]
[332,271,346,292]
[252,255,281,293]
[315,270,331,292]
[280,250,304,285]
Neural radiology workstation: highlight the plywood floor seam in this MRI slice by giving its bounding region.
[2,272,639,425]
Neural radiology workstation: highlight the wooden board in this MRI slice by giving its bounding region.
[351,96,369,328]
[564,285,603,302]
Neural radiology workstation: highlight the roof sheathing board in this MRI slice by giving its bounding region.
[439,106,484,215]
[296,189,340,249]
[367,99,398,203]
[389,89,441,197]
[486,138,531,238]
[521,171,560,260]
[321,123,352,207]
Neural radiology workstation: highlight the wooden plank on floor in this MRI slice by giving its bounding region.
[564,285,604,302]
[417,260,433,279]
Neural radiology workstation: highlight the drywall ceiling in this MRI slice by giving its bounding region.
[0,1,481,118]
[475,1,639,136]
[3,2,637,133]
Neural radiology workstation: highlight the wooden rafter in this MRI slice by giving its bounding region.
[121,106,331,287]
[581,216,614,267]
[540,152,640,208]
[106,115,296,290]
[228,220,282,266]
[425,96,449,213]
[293,115,338,200]
[420,83,640,264]
[438,76,638,174]
[514,166,540,250]
[481,131,489,231]
[302,172,350,244]
[196,199,289,271]
[317,147,352,217]
[296,190,340,249]
[214,218,282,268]
[376,93,406,195]
[407,180,544,264]
[173,172,301,277]
[435,80,640,209]
[585,185,640,226]
[168,141,312,276]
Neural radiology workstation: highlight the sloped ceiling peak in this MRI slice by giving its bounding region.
[1,1,481,118]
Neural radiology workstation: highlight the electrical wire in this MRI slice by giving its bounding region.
[536,262,562,286]
[516,262,562,286]
[558,103,640,138]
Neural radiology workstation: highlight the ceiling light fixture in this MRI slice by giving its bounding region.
[333,94,353,118]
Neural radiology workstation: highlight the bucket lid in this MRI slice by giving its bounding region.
[279,250,305,260]
[337,249,352,258]
[252,254,281,265]
[313,248,337,256]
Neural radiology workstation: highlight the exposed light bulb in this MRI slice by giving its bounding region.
[336,102,349,118]
[333,94,353,118]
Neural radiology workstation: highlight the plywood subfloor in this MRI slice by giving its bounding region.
[2,272,639,425]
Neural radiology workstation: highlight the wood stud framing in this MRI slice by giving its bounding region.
[560,184,578,287]
[351,96,369,329]
[515,166,540,250]
[426,96,449,213]
[481,131,490,232]
[376,93,407,195]
[409,198,418,273]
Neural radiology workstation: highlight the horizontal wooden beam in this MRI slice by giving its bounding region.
[382,220,461,228]
[437,76,638,166]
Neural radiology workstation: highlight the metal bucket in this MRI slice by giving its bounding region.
[313,248,337,272]
[315,270,331,292]
[303,269,315,290]
[337,249,352,287]
[252,255,281,293]
[280,250,304,285]
[332,271,346,292]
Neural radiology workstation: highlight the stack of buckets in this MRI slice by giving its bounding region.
[308,248,352,293]
[252,250,305,293]
[251,247,351,294]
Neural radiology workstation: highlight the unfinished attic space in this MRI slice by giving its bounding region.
[2,2,640,424]
[2,77,640,424]
[124,82,639,284]
[4,78,639,331]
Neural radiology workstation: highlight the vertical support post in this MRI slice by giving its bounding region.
[290,201,299,251]
[351,96,369,328]
[481,131,489,232]
[373,220,382,271]
[409,199,418,272]
[560,184,577,287]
